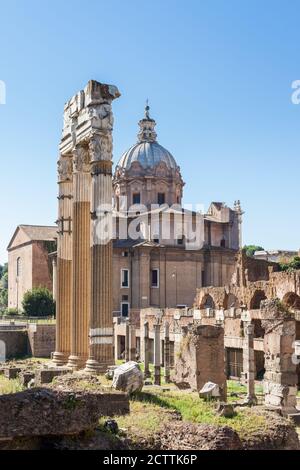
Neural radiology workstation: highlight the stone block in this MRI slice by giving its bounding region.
[199,381,220,399]
[19,371,35,387]
[112,361,143,394]
[4,367,21,379]
[216,402,235,418]
[35,367,69,385]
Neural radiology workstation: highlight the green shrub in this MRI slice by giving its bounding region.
[279,256,300,272]
[22,287,55,317]
[5,307,19,316]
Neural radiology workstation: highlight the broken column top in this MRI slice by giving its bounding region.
[64,80,121,112]
[60,80,121,155]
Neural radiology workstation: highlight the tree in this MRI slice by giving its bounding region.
[22,287,55,317]
[0,264,8,313]
[279,256,300,272]
[0,263,8,279]
[243,245,264,257]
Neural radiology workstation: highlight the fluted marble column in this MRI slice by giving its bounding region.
[53,155,73,366]
[67,144,91,369]
[85,88,120,372]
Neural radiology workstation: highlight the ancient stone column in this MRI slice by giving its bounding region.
[67,144,91,370]
[144,321,150,378]
[242,322,257,404]
[129,322,136,361]
[52,154,73,366]
[154,321,161,386]
[164,321,170,383]
[125,320,130,362]
[85,84,120,373]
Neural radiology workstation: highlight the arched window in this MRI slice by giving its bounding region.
[16,257,21,277]
[201,294,215,309]
[250,290,266,309]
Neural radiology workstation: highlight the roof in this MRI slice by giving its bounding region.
[117,141,178,171]
[7,225,57,251]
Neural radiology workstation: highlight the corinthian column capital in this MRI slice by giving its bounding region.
[73,144,90,173]
[57,155,73,183]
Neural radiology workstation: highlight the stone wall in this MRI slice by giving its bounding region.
[172,324,226,398]
[0,324,55,360]
[0,329,29,359]
[27,324,55,358]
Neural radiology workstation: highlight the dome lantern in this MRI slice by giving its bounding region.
[137,102,157,143]
[116,104,179,172]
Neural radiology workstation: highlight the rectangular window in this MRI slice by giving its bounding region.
[121,302,129,317]
[133,193,141,204]
[121,269,129,288]
[157,193,165,205]
[226,347,243,379]
[151,268,159,288]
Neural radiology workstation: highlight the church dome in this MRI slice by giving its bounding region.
[116,104,178,172]
[118,141,177,171]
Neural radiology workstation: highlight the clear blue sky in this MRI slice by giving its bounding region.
[0,0,300,263]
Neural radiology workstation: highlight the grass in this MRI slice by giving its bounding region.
[0,375,23,395]
[103,400,173,446]
[227,380,264,401]
[106,385,268,444]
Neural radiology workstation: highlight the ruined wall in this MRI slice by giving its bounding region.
[261,299,297,412]
[0,329,29,359]
[27,324,55,358]
[172,324,226,398]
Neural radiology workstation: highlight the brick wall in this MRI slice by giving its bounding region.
[27,324,55,358]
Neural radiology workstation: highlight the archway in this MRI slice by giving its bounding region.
[200,294,215,309]
[226,293,240,309]
[250,290,267,309]
[282,292,300,310]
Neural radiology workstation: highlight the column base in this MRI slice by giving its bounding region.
[52,351,68,367]
[154,366,161,386]
[241,395,257,406]
[164,374,170,383]
[66,355,85,371]
[84,358,112,374]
